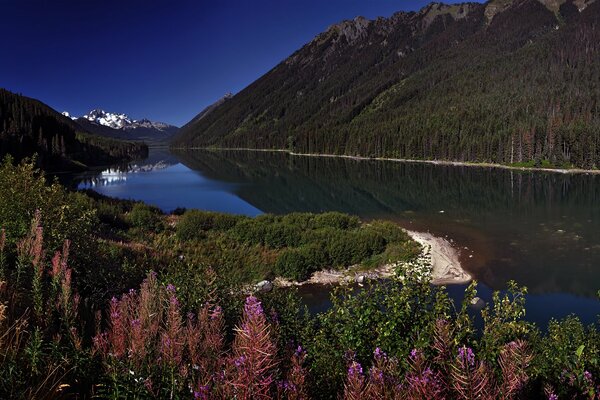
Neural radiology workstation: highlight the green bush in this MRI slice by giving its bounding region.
[264,223,303,249]
[280,212,315,230]
[348,230,386,264]
[177,210,245,241]
[128,203,163,231]
[0,156,96,259]
[275,248,312,281]
[325,231,355,268]
[313,212,360,230]
[229,218,267,245]
[364,220,409,243]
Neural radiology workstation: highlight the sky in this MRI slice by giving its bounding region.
[0,0,475,126]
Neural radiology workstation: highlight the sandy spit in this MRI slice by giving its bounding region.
[273,229,472,288]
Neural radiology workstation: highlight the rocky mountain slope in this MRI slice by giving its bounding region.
[173,0,600,169]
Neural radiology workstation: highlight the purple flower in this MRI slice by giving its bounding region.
[234,355,246,368]
[170,295,179,306]
[348,361,363,377]
[548,395,558,400]
[244,296,264,318]
[458,346,475,367]
[374,347,386,359]
[193,385,210,399]
[295,345,304,357]
[166,283,176,293]
[410,348,419,359]
[131,319,141,328]
[210,306,222,320]
[584,370,592,382]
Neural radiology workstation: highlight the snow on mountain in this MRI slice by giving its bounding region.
[83,109,133,130]
[61,111,77,120]
[61,109,178,142]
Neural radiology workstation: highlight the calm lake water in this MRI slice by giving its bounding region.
[75,148,600,326]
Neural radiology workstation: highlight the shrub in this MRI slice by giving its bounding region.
[0,156,96,268]
[264,222,303,249]
[313,212,360,230]
[275,248,312,281]
[364,220,409,243]
[348,230,386,265]
[280,212,315,230]
[325,231,355,268]
[127,203,163,231]
[229,218,267,245]
[176,210,245,240]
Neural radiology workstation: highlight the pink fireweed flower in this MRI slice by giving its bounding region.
[458,346,475,367]
[343,361,365,400]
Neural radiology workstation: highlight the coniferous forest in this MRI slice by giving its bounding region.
[173,0,600,169]
[0,89,148,171]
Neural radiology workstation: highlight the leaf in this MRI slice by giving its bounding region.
[576,344,585,359]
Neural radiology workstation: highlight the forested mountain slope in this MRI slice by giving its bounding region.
[0,89,148,171]
[173,0,600,169]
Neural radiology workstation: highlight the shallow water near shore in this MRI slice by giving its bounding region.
[72,147,600,326]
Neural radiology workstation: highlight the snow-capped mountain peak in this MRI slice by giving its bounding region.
[83,109,134,130]
[61,111,77,120]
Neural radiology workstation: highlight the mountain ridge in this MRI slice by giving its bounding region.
[63,109,178,143]
[173,0,600,169]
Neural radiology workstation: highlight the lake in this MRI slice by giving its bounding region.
[74,148,600,326]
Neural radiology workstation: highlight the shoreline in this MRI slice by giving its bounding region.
[173,146,600,176]
[273,229,471,288]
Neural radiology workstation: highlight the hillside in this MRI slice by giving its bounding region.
[0,89,148,171]
[173,0,600,169]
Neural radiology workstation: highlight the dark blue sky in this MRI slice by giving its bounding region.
[1,0,469,126]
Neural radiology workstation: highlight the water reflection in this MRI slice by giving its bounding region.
[72,148,600,313]
[173,149,600,299]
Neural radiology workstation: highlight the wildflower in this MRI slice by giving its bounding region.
[458,346,475,367]
[583,370,592,382]
[410,348,419,360]
[374,347,386,360]
[348,362,363,377]
[166,283,176,292]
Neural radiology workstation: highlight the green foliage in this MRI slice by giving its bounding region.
[534,316,600,398]
[275,248,313,281]
[0,156,96,261]
[176,209,246,240]
[313,212,360,230]
[127,203,163,232]
[174,209,416,284]
[479,281,534,363]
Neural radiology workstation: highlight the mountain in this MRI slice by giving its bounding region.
[63,109,178,143]
[180,93,233,130]
[173,0,600,169]
[0,89,148,171]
